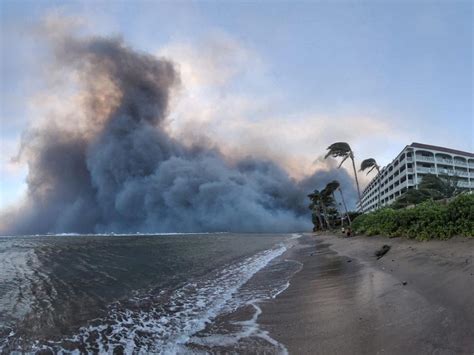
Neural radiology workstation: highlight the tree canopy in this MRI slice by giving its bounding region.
[392,174,461,209]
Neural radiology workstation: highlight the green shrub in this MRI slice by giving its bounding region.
[352,194,474,240]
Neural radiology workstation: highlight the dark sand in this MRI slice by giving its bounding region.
[259,234,474,354]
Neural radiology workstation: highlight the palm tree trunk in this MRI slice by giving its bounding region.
[320,201,332,229]
[338,187,351,226]
[332,192,342,227]
[350,154,363,212]
[314,208,323,231]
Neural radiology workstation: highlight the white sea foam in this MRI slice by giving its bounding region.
[31,242,290,354]
[0,232,229,238]
[290,233,303,239]
[187,239,304,354]
[3,234,303,354]
[189,301,288,354]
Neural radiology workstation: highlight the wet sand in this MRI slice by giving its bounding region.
[259,234,474,354]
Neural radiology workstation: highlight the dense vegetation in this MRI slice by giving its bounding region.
[391,174,461,209]
[352,193,474,240]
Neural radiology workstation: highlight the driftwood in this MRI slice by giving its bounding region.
[375,245,391,259]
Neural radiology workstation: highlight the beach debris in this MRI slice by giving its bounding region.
[347,259,352,263]
[402,281,407,285]
[375,245,391,259]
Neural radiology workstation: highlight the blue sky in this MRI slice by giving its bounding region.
[1,0,473,208]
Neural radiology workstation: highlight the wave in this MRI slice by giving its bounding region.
[19,242,290,354]
[0,232,230,238]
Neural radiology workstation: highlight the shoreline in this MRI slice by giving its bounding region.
[258,233,474,354]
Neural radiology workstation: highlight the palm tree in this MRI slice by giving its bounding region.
[324,181,341,226]
[320,187,334,229]
[325,180,339,202]
[360,158,381,209]
[307,190,324,230]
[326,180,351,226]
[325,142,363,211]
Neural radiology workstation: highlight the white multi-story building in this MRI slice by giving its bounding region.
[359,142,474,212]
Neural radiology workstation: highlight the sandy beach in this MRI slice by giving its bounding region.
[259,234,474,354]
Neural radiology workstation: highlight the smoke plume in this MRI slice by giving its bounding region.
[1,32,357,235]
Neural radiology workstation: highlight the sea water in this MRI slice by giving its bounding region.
[0,233,302,354]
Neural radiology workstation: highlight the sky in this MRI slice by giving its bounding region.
[1,0,473,209]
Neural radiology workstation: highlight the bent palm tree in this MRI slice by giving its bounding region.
[326,180,351,226]
[360,158,381,209]
[325,142,362,211]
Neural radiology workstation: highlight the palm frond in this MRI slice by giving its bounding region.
[307,189,321,202]
[360,158,381,175]
[325,180,340,192]
[366,165,376,175]
[324,142,352,159]
[360,158,376,171]
[337,154,350,168]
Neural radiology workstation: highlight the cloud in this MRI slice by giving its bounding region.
[159,32,262,88]
[156,34,408,183]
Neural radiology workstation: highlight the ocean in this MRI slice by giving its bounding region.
[0,233,302,354]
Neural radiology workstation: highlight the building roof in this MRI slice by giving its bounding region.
[409,142,474,158]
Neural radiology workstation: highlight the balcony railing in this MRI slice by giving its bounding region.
[455,171,469,177]
[416,167,436,173]
[457,181,471,188]
[454,160,467,166]
[436,158,453,165]
[416,155,434,162]
[437,168,456,175]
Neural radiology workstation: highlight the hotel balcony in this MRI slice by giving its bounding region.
[457,181,472,188]
[416,166,436,173]
[436,157,453,165]
[437,168,456,176]
[455,170,469,177]
[416,155,435,162]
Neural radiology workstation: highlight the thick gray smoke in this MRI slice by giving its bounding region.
[1,34,357,235]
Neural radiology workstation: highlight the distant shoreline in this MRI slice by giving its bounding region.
[258,233,474,354]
